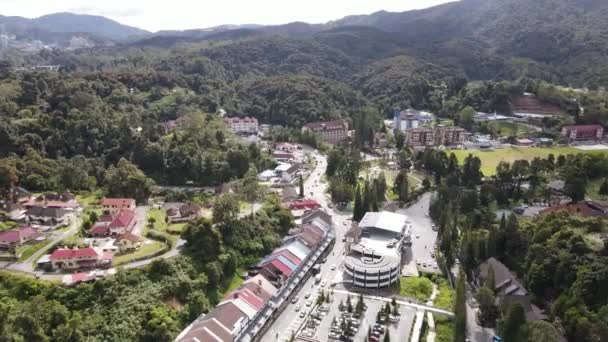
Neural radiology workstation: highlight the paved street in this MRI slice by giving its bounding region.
[396,192,440,274]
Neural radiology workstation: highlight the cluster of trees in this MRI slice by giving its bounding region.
[423,148,608,341]
[325,147,361,204]
[352,174,387,221]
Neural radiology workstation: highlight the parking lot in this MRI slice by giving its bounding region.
[297,291,416,341]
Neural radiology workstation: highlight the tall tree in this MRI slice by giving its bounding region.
[454,270,467,342]
[501,303,527,342]
[475,287,497,325]
[236,164,264,218]
[104,158,155,203]
[599,178,608,196]
[298,174,304,198]
[353,185,363,222]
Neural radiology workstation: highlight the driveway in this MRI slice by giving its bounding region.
[132,206,148,236]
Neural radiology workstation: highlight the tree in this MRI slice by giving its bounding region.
[454,271,467,342]
[501,302,527,342]
[212,193,240,233]
[475,287,497,325]
[104,158,155,203]
[236,164,264,218]
[383,331,390,342]
[395,132,405,150]
[375,172,387,204]
[0,158,18,200]
[298,174,304,198]
[353,185,364,222]
[393,171,409,204]
[457,106,475,131]
[599,178,608,196]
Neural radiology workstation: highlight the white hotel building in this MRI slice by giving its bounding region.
[224,117,259,134]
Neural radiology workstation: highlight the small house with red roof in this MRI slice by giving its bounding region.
[289,199,320,210]
[50,247,113,270]
[89,210,137,237]
[101,198,136,215]
[0,226,41,249]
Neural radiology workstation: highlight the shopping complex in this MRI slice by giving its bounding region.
[344,211,411,288]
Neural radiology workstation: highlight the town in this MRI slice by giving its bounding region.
[2,2,608,342]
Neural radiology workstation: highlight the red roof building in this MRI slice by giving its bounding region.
[540,201,608,217]
[101,198,136,215]
[0,226,40,248]
[50,247,112,270]
[561,124,604,142]
[89,209,137,237]
[261,258,293,277]
[289,199,320,210]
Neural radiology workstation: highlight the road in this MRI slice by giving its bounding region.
[396,192,440,273]
[261,149,355,342]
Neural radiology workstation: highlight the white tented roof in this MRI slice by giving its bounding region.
[274,163,292,172]
[359,211,407,234]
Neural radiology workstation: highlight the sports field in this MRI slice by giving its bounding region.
[450,147,608,176]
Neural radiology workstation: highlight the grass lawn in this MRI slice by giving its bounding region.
[17,238,53,262]
[450,147,607,176]
[113,240,166,266]
[397,276,434,301]
[0,221,19,231]
[434,278,455,311]
[489,121,536,137]
[586,178,608,205]
[224,269,245,293]
[76,190,104,208]
[435,315,455,342]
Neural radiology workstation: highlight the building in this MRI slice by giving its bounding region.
[101,198,136,215]
[343,211,411,288]
[288,199,320,210]
[477,258,547,321]
[258,169,276,182]
[163,203,202,223]
[176,209,333,342]
[0,202,26,221]
[516,138,535,147]
[0,226,40,249]
[561,124,604,142]
[393,108,420,132]
[89,210,137,237]
[302,119,348,143]
[225,117,258,134]
[117,233,143,251]
[404,128,434,147]
[540,201,608,217]
[49,247,113,270]
[435,126,466,146]
[25,207,69,226]
[271,152,293,162]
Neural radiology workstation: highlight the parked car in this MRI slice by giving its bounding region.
[291,296,299,304]
[331,264,336,270]
[295,305,301,312]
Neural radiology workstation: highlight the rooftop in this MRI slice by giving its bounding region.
[359,211,408,235]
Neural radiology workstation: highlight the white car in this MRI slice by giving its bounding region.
[299,310,306,318]
[320,280,326,287]
[304,292,311,299]
[306,300,312,307]
[295,305,301,312]
[331,264,336,270]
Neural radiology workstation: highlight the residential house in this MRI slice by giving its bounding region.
[101,198,136,215]
[302,119,348,143]
[89,210,137,237]
[23,194,81,212]
[477,258,547,321]
[49,247,113,270]
[281,187,300,203]
[282,164,300,183]
[271,152,293,162]
[116,233,143,251]
[435,126,466,146]
[516,138,535,147]
[0,202,26,221]
[274,142,297,153]
[289,199,320,210]
[2,187,32,203]
[540,201,608,217]
[0,226,40,249]
[225,116,258,134]
[163,202,202,223]
[561,124,604,142]
[25,207,69,226]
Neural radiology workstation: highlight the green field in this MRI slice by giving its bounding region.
[488,121,536,137]
[397,276,434,301]
[113,240,166,266]
[450,147,607,176]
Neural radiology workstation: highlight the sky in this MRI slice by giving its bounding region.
[0,0,454,32]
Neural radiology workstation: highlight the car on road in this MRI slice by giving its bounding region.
[306,300,312,306]
[295,305,301,312]
[343,221,347,226]
[304,292,311,298]
[331,264,336,270]
[320,280,326,287]
[299,310,306,318]
[291,296,299,304]
[416,259,421,265]
[415,234,420,238]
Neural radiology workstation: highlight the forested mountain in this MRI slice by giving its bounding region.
[0,13,149,42]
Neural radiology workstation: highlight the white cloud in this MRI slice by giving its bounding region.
[0,0,455,32]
